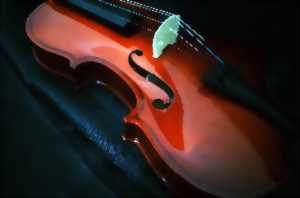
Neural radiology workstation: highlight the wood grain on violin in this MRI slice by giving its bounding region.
[26,1,284,197]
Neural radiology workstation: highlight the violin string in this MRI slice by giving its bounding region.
[116,0,225,65]
[118,0,174,17]
[179,35,200,52]
[97,0,225,65]
[109,0,223,62]
[114,0,206,43]
[97,0,161,23]
[97,0,195,52]
[98,0,202,42]
[99,0,204,44]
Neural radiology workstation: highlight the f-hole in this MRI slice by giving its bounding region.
[128,50,174,110]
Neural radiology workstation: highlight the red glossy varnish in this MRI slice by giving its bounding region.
[26,1,285,197]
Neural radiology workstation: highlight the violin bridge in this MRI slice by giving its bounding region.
[152,15,181,58]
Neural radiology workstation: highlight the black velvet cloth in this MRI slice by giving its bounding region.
[1,0,299,197]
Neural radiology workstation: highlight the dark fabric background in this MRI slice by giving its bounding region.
[1,0,299,197]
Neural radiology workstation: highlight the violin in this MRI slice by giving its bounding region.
[26,0,287,197]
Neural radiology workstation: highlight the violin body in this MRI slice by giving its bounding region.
[26,1,284,197]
